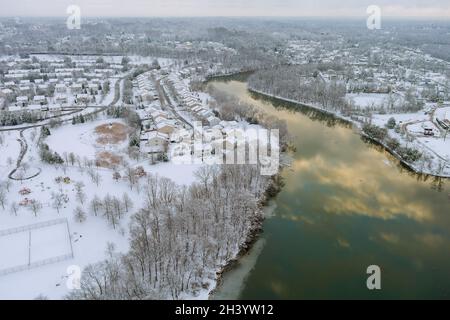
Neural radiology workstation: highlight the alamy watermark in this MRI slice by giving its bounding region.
[366,5,381,30]
[170,122,280,176]
[366,265,381,290]
[66,5,81,30]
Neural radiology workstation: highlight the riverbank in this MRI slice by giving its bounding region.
[205,76,446,300]
[208,174,285,299]
[248,86,450,179]
[203,79,450,299]
[204,74,288,300]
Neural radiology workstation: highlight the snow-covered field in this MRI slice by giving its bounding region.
[418,137,450,161]
[407,121,439,135]
[435,106,450,121]
[346,93,390,109]
[0,165,130,299]
[370,112,429,127]
[46,119,129,161]
[370,108,450,175]
[0,221,72,272]
[0,112,202,299]
[0,160,201,299]
[0,131,20,176]
[0,232,30,271]
[346,93,404,110]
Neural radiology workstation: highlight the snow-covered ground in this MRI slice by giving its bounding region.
[45,119,129,161]
[0,131,20,176]
[346,92,403,110]
[0,222,72,271]
[346,93,390,109]
[0,161,200,299]
[371,112,429,127]
[372,108,450,164]
[418,136,450,161]
[435,106,450,121]
[0,113,201,299]
[0,165,131,299]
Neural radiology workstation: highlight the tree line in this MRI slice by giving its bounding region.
[68,164,277,300]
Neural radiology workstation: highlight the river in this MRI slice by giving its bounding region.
[210,79,450,299]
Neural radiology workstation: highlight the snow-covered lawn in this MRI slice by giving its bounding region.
[0,164,131,299]
[371,112,429,128]
[435,106,450,121]
[0,131,20,176]
[0,160,201,299]
[407,121,439,135]
[0,221,72,272]
[45,119,129,163]
[0,232,29,270]
[417,136,450,161]
[346,93,401,109]
[369,109,450,175]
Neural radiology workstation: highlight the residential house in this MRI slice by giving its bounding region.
[55,83,67,94]
[75,93,90,104]
[16,96,29,107]
[33,95,47,105]
[156,120,176,134]
[55,95,68,104]
[71,83,83,94]
[140,131,169,154]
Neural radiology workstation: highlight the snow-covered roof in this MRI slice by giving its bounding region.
[141,131,169,141]
[33,95,46,101]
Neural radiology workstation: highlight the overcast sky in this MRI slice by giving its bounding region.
[1,0,449,18]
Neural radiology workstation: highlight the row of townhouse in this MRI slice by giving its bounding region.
[3,62,117,84]
[167,72,220,127]
[139,107,179,156]
[134,72,159,103]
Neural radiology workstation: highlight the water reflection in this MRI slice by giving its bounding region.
[211,80,450,299]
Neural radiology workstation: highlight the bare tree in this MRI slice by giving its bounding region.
[122,193,133,213]
[29,200,43,217]
[68,165,270,300]
[89,195,102,216]
[111,197,124,220]
[113,171,121,182]
[125,166,137,190]
[68,152,76,166]
[51,192,66,214]
[10,201,19,216]
[92,172,102,187]
[0,186,6,209]
[2,179,12,192]
[75,182,86,204]
[74,206,87,223]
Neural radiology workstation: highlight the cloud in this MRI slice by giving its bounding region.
[0,0,449,17]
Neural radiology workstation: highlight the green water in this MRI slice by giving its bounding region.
[210,80,450,299]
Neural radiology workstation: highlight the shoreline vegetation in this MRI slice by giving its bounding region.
[245,64,449,179]
[201,73,287,299]
[208,173,284,299]
[67,164,284,300]
[247,86,450,179]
